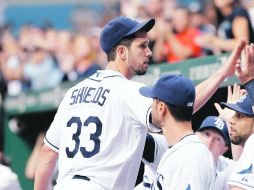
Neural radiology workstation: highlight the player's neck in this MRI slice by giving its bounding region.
[163,121,193,145]
[106,60,133,79]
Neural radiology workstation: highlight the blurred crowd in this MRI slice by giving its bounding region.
[0,0,254,97]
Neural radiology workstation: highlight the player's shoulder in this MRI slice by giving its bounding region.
[246,133,254,144]
[179,135,210,157]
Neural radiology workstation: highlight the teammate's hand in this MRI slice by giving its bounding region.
[235,43,254,84]
[214,84,246,121]
[220,40,246,78]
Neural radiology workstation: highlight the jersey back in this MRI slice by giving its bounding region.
[45,70,152,189]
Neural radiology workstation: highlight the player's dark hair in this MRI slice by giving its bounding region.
[107,34,136,62]
[166,102,193,122]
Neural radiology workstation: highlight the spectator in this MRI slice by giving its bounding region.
[196,0,254,53]
[68,33,101,81]
[153,6,202,64]
[53,30,75,82]
[0,29,28,95]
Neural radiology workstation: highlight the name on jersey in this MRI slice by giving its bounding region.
[70,86,110,106]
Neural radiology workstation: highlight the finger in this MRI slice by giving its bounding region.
[232,83,238,102]
[227,85,233,102]
[233,84,241,102]
[214,103,223,114]
[249,44,254,71]
[229,40,246,64]
[236,85,241,101]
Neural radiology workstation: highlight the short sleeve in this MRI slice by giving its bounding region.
[44,90,70,152]
[119,81,160,132]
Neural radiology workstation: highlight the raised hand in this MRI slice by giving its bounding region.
[220,40,246,78]
[235,43,254,84]
[214,84,246,121]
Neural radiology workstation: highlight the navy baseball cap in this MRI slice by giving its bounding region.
[220,94,254,117]
[100,16,155,54]
[139,74,195,108]
[197,116,230,146]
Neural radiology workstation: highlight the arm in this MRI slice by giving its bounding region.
[197,17,249,52]
[25,132,45,179]
[152,19,171,62]
[34,144,58,190]
[214,17,249,52]
[193,40,246,113]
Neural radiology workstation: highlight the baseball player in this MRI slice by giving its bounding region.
[139,74,216,190]
[34,15,245,190]
[223,43,254,190]
[136,116,235,190]
[196,116,235,190]
[221,94,254,190]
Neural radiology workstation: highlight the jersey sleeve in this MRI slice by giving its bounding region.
[119,81,160,132]
[143,133,168,165]
[228,134,254,190]
[44,90,70,152]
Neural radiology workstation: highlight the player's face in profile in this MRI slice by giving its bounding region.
[127,31,152,76]
[229,112,254,145]
[151,99,163,129]
[197,129,228,160]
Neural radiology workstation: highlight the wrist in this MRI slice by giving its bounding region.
[244,79,254,106]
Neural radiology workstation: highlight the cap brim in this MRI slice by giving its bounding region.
[220,102,253,117]
[139,86,154,98]
[125,19,155,36]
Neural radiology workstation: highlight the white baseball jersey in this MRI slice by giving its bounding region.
[44,70,155,190]
[215,156,236,190]
[135,133,168,190]
[0,164,22,190]
[151,134,216,190]
[228,133,254,190]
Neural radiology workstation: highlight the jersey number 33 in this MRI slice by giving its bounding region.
[65,116,102,158]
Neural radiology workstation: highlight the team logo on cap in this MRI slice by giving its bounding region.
[238,94,247,103]
[214,117,225,130]
[187,102,193,107]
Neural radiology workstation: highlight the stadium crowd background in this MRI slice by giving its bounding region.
[0,0,254,95]
[0,0,254,189]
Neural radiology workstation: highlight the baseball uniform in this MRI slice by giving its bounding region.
[135,133,168,190]
[44,70,158,190]
[215,156,236,190]
[0,164,22,190]
[151,134,216,190]
[228,133,254,190]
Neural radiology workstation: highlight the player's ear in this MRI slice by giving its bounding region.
[159,101,167,116]
[117,45,127,60]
